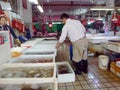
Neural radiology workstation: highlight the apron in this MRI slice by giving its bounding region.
[0,25,12,48]
[72,38,88,62]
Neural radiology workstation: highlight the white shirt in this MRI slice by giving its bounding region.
[59,19,86,43]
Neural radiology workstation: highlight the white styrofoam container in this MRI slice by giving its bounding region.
[102,42,108,49]
[31,44,56,49]
[21,41,36,47]
[0,63,56,84]
[104,43,120,53]
[0,78,58,90]
[88,36,120,44]
[23,48,57,56]
[21,38,44,47]
[37,38,57,44]
[43,37,57,40]
[56,62,75,83]
[11,47,27,53]
[0,31,11,65]
[9,55,55,63]
[38,40,57,45]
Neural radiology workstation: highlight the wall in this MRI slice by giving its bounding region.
[17,0,32,23]
[17,0,33,35]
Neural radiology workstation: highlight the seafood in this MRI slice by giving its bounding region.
[0,67,53,78]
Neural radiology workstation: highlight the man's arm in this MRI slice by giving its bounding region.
[55,25,68,49]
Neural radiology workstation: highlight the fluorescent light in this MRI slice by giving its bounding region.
[90,8,114,11]
[117,8,120,11]
[90,7,114,11]
[29,0,38,4]
[37,5,44,13]
[34,0,38,4]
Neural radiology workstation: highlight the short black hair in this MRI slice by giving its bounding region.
[60,13,69,19]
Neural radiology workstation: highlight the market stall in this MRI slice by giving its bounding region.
[103,41,120,78]
[87,35,120,54]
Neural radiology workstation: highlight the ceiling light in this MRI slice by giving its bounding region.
[49,23,52,28]
[29,0,38,4]
[37,5,44,13]
[74,8,87,15]
[90,7,114,11]
[117,8,120,11]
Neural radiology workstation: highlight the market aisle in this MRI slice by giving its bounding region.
[56,49,120,90]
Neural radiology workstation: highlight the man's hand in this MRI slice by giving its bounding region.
[55,42,62,49]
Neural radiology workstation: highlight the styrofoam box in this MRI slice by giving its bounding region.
[36,37,57,44]
[56,62,75,83]
[21,38,44,47]
[110,62,116,74]
[21,41,37,47]
[29,43,57,56]
[31,44,56,49]
[88,42,103,53]
[37,38,57,44]
[9,54,55,63]
[0,78,58,90]
[102,43,108,49]
[88,36,120,44]
[35,38,45,42]
[0,63,56,84]
[43,37,57,40]
[11,47,27,54]
[106,43,120,53]
[40,41,57,44]
[23,49,57,56]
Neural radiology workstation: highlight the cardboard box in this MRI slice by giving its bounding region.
[110,62,120,78]
[116,65,120,78]
[110,62,117,74]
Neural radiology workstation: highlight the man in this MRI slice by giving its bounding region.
[55,13,88,75]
